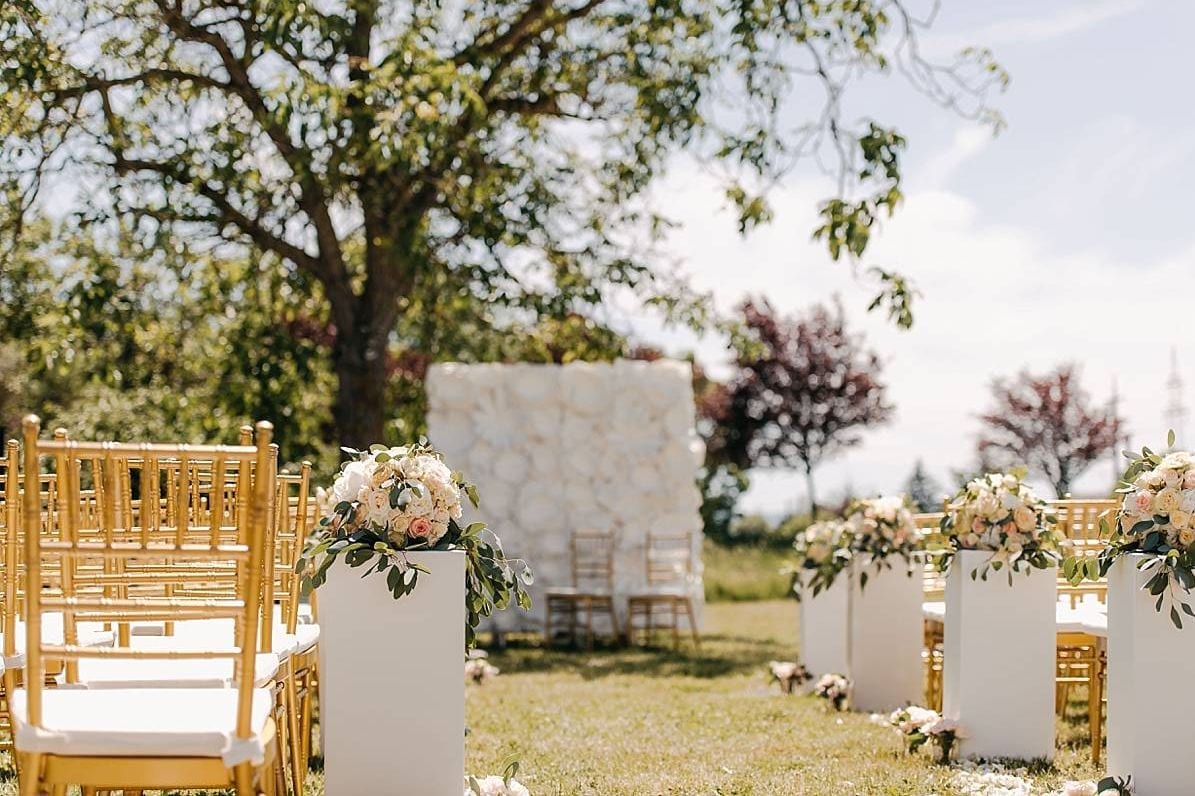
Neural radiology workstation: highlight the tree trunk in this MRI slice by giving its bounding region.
[332,324,389,451]
[804,463,818,517]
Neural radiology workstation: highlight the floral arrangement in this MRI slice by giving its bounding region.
[465,654,500,685]
[789,520,852,598]
[790,498,923,597]
[921,716,963,764]
[1066,434,1195,627]
[768,660,812,694]
[812,673,850,711]
[843,495,923,588]
[887,705,942,752]
[887,706,963,763]
[298,442,532,647]
[1093,776,1132,795]
[467,760,528,796]
[940,469,1063,582]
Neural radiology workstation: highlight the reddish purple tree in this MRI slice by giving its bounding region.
[977,364,1123,497]
[723,299,893,513]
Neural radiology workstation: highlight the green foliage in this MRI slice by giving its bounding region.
[2,0,1007,445]
[701,541,792,603]
[904,459,944,513]
[698,464,751,546]
[0,219,339,470]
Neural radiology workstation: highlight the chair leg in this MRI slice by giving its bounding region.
[544,601,554,646]
[684,598,700,648]
[18,753,40,796]
[585,599,595,651]
[671,599,680,650]
[302,666,316,766]
[1091,649,1105,765]
[286,671,305,796]
[233,761,256,795]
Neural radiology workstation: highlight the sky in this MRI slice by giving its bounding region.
[626,0,1195,518]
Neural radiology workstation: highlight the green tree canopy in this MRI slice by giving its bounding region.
[2,0,1005,448]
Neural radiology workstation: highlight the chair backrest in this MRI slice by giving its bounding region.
[1050,499,1116,605]
[273,464,313,635]
[1050,498,1116,557]
[914,512,946,601]
[571,530,614,591]
[645,532,692,588]
[17,415,275,741]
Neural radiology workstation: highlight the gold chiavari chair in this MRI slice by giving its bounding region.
[0,443,119,761]
[110,432,304,795]
[39,427,289,796]
[10,416,280,795]
[914,512,946,710]
[625,532,700,649]
[272,466,319,793]
[120,432,317,795]
[1050,498,1115,766]
[544,530,618,648]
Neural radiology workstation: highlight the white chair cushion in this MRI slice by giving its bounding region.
[129,620,315,659]
[131,604,304,636]
[2,615,115,669]
[74,651,280,689]
[10,687,273,766]
[293,623,319,654]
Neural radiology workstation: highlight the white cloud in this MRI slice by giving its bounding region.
[924,0,1147,56]
[634,146,1195,517]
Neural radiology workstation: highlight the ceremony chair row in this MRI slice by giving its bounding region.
[0,417,320,796]
[543,530,701,650]
[918,499,1114,765]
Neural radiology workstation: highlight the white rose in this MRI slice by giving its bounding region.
[1162,451,1194,470]
[1162,468,1182,490]
[406,486,434,517]
[331,458,375,506]
[427,519,449,545]
[977,493,1003,520]
[1156,487,1181,514]
[1180,490,1195,513]
[1013,505,1036,532]
[364,488,391,525]
[807,541,829,563]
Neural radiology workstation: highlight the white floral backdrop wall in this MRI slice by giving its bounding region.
[426,360,706,632]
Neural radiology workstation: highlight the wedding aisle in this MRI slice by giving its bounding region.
[465,601,1101,795]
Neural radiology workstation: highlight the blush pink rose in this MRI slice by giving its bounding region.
[1134,491,1154,515]
[408,516,433,539]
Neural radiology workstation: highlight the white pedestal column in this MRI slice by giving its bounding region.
[799,573,849,678]
[319,550,465,795]
[1106,554,1195,795]
[850,561,924,713]
[942,550,1055,761]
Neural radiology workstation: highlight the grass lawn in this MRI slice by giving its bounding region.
[466,600,1101,795]
[0,600,1100,794]
[702,542,793,603]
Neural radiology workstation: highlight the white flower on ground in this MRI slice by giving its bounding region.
[464,775,530,796]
